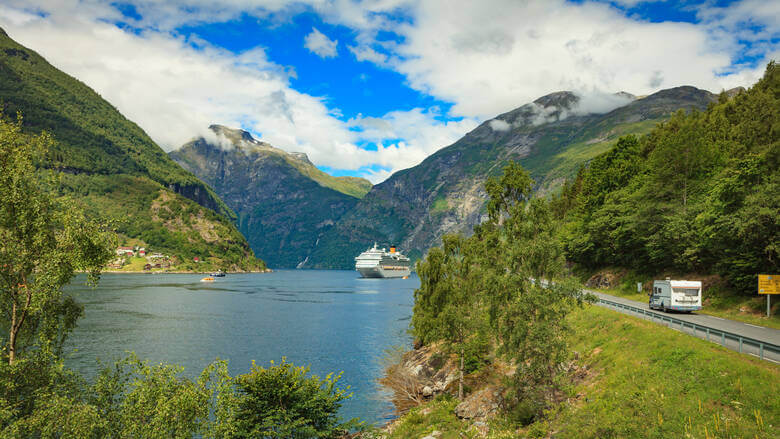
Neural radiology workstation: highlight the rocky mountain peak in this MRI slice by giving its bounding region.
[724,86,746,98]
[289,152,314,166]
[532,91,579,109]
[207,124,273,152]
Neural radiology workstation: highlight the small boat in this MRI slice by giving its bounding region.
[210,271,226,277]
[201,277,215,282]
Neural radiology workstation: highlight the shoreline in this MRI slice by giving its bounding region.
[97,268,273,274]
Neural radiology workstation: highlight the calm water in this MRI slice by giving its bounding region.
[63,270,418,425]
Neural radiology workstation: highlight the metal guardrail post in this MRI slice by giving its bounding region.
[760,344,764,360]
[706,328,710,341]
[739,338,743,353]
[721,333,725,345]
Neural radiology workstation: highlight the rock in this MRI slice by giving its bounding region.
[585,272,619,289]
[420,431,441,439]
[454,386,503,420]
[422,386,433,397]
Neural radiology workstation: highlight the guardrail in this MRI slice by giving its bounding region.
[597,297,780,362]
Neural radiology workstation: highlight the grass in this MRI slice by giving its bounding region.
[383,395,481,439]
[531,305,780,438]
[283,155,372,199]
[381,305,779,438]
[430,196,449,214]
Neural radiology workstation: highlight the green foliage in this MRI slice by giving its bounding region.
[559,62,779,295]
[221,358,359,439]
[385,395,473,439]
[414,162,592,416]
[0,353,356,438]
[0,115,115,364]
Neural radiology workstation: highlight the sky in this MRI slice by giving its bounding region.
[0,1,777,182]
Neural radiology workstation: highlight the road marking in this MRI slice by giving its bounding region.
[745,324,764,329]
[710,316,725,320]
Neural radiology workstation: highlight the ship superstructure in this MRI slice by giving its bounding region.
[355,243,411,278]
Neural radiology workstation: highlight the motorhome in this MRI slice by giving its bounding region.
[649,279,702,312]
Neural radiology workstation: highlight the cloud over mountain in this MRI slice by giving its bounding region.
[0,0,775,182]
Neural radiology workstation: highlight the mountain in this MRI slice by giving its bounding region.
[170,125,372,268]
[305,87,717,269]
[0,27,262,270]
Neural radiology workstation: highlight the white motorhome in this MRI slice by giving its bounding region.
[649,279,702,312]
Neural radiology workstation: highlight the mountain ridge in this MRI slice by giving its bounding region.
[304,85,717,269]
[170,125,371,268]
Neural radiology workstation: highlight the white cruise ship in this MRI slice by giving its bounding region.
[355,243,411,278]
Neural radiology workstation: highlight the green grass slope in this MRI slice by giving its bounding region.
[0,28,262,270]
[287,158,372,199]
[383,305,779,438]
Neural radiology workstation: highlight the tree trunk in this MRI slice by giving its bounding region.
[458,347,464,400]
[8,282,31,365]
[8,301,17,365]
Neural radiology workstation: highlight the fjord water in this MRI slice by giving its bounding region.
[63,270,417,425]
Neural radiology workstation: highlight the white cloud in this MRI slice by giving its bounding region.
[348,44,390,65]
[0,0,469,183]
[0,0,775,183]
[304,27,338,58]
[372,0,774,121]
[572,91,635,115]
[488,119,511,131]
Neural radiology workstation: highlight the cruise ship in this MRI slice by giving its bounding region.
[355,243,411,278]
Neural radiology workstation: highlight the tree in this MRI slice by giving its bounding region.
[413,234,487,399]
[222,358,358,439]
[413,162,591,418]
[0,114,114,365]
[481,164,591,418]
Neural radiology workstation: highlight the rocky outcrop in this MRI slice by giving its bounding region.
[454,386,503,420]
[379,344,460,414]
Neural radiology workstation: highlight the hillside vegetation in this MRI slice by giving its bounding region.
[555,62,779,295]
[0,28,262,270]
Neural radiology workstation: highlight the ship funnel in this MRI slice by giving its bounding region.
[390,246,396,254]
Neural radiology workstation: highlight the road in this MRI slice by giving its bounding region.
[590,290,780,364]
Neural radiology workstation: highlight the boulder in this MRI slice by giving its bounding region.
[454,386,503,420]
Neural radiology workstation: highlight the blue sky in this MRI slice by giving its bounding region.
[1,0,777,181]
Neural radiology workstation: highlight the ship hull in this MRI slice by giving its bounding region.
[357,266,411,279]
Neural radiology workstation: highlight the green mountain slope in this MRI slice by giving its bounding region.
[170,125,370,268]
[0,28,262,270]
[306,87,717,269]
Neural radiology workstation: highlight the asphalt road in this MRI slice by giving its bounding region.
[590,290,780,364]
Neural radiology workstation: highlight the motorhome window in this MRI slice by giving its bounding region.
[674,288,699,296]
